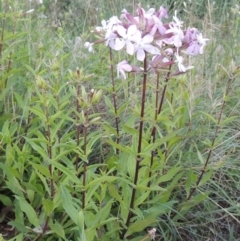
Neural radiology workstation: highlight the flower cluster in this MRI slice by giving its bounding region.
[85,4,208,79]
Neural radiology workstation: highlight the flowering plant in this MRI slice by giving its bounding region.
[86,4,208,79]
[84,4,211,239]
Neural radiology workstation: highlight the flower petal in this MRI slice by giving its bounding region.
[127,25,137,36]
[137,48,145,61]
[117,25,127,38]
[114,38,125,50]
[126,41,135,55]
[122,64,132,72]
[142,34,153,44]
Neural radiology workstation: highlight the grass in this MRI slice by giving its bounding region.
[0,0,240,240]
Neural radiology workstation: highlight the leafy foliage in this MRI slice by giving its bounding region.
[0,0,240,241]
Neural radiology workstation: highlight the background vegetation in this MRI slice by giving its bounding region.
[0,0,240,240]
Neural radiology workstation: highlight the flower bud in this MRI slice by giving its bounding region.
[78,97,88,109]
[52,59,60,71]
[36,76,47,90]
[91,89,102,105]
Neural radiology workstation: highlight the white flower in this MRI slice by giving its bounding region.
[172,11,183,28]
[84,42,94,53]
[165,24,184,48]
[117,60,132,79]
[105,16,121,38]
[114,25,140,55]
[175,51,194,72]
[134,34,159,61]
[143,8,156,19]
[148,228,157,240]
[196,32,209,54]
[96,20,108,32]
[106,32,117,49]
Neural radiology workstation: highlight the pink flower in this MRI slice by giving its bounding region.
[117,60,132,79]
[134,34,159,61]
[156,6,168,19]
[106,32,117,49]
[149,16,167,36]
[184,29,209,55]
[114,25,141,55]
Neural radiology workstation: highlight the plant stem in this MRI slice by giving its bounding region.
[187,74,233,200]
[109,48,120,154]
[75,84,81,171]
[82,109,89,209]
[148,62,173,186]
[120,54,148,239]
[57,129,61,183]
[34,216,50,241]
[45,105,54,200]
[148,73,160,187]
[150,62,173,138]
[35,101,54,241]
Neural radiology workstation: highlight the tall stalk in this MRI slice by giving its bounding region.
[82,108,89,209]
[109,48,120,154]
[120,54,148,239]
[187,74,234,200]
[75,83,81,171]
[148,62,173,186]
[35,95,54,241]
[147,73,160,187]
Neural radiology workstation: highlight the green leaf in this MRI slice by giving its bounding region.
[85,183,101,206]
[28,107,46,121]
[32,163,50,177]
[15,196,40,227]
[49,222,66,239]
[197,150,205,164]
[185,170,197,197]
[158,166,181,183]
[104,96,115,114]
[49,159,80,184]
[136,185,166,192]
[14,92,25,109]
[135,191,150,206]
[221,116,238,125]
[121,123,138,135]
[86,176,118,189]
[107,182,124,205]
[91,199,113,227]
[199,169,214,186]
[25,138,47,159]
[142,129,182,154]
[0,194,12,206]
[35,171,50,195]
[8,233,24,241]
[176,192,209,219]
[85,228,96,241]
[198,111,217,123]
[105,139,134,155]
[125,217,156,237]
[117,101,129,116]
[42,199,54,215]
[24,64,36,76]
[60,185,79,225]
